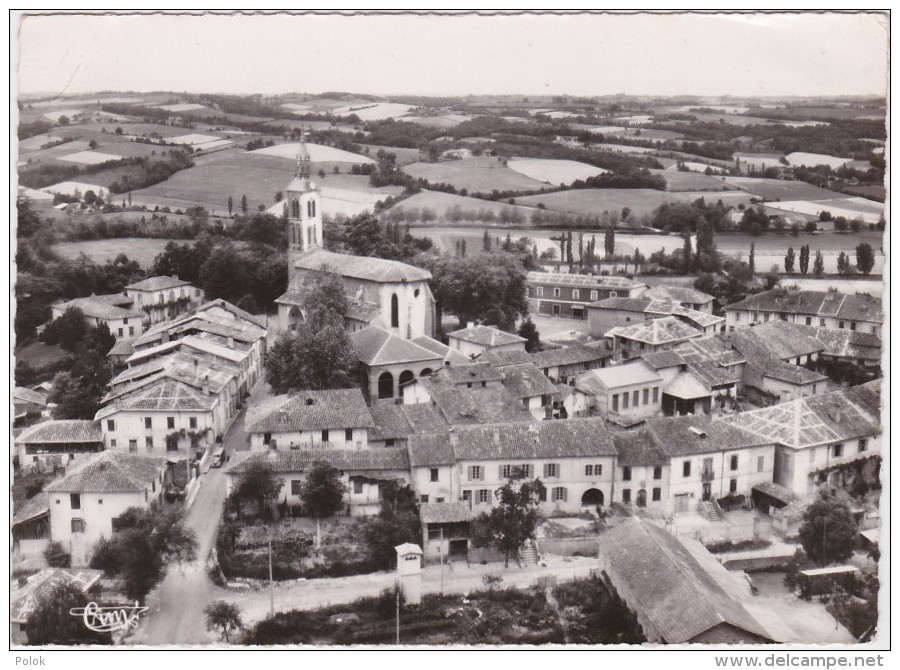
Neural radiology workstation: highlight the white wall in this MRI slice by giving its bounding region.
[249,427,369,451]
[101,408,218,453]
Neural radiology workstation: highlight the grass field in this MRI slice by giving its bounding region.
[671,191,754,207]
[51,237,191,267]
[506,158,608,186]
[387,190,536,220]
[358,144,423,165]
[15,341,70,370]
[650,169,737,193]
[722,177,847,202]
[516,188,682,218]
[402,156,547,193]
[250,142,376,164]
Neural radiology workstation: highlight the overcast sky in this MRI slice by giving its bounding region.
[15,12,889,99]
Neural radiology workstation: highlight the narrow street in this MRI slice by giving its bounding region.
[127,387,259,646]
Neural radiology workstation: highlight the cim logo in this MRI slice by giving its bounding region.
[69,602,148,633]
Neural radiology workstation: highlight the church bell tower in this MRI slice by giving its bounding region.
[286,131,322,255]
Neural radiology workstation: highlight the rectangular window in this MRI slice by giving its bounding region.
[652,387,659,403]
[553,305,560,315]
[128,439,137,453]
[859,439,868,453]
[462,490,471,502]
[552,487,567,502]
[129,326,135,336]
[757,456,765,473]
[833,443,843,458]
[764,313,770,322]
[263,432,272,445]
[585,464,593,476]
[146,437,154,449]
[653,466,662,480]
[623,393,629,409]
[683,461,691,477]
[71,518,85,534]
[553,287,561,298]
[322,429,329,443]
[290,480,303,495]
[420,494,430,504]
[838,321,844,329]
[805,317,812,325]
[144,417,152,429]
[189,417,197,430]
[633,390,640,407]
[118,328,124,337]
[820,318,826,326]
[572,289,580,300]
[622,489,631,504]
[590,290,598,300]
[167,417,175,430]
[730,478,738,494]
[110,439,116,448]
[652,487,661,502]
[107,419,115,432]
[353,480,364,494]
[477,489,490,504]
[468,465,483,481]
[430,468,439,482]
[536,286,544,297]
[544,463,559,478]
[643,388,649,405]
[70,493,81,510]
[623,466,632,481]
[612,394,619,412]
[345,428,353,442]
[730,455,739,471]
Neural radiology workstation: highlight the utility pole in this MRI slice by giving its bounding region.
[395,580,400,646]
[268,532,274,617]
[439,526,445,594]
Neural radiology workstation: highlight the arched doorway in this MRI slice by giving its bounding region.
[581,488,604,507]
[377,372,394,400]
[398,370,415,398]
[420,368,433,377]
[636,489,647,508]
[287,306,303,331]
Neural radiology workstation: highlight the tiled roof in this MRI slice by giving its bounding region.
[726,289,883,324]
[599,519,772,643]
[730,321,824,361]
[108,351,240,399]
[574,361,662,393]
[531,343,614,368]
[195,298,268,329]
[368,403,451,441]
[439,362,502,385]
[224,448,409,475]
[725,329,827,386]
[420,501,474,525]
[527,271,640,289]
[12,492,50,525]
[803,326,882,361]
[672,305,724,329]
[244,389,374,434]
[46,452,167,493]
[613,316,703,345]
[646,414,770,457]
[14,387,49,405]
[126,275,191,292]
[663,372,711,400]
[498,363,558,399]
[683,359,740,390]
[589,296,652,312]
[108,338,136,357]
[643,285,714,305]
[612,428,668,467]
[11,568,104,625]
[294,248,432,283]
[126,334,250,366]
[640,350,686,370]
[422,380,536,426]
[676,337,746,368]
[351,327,444,366]
[407,433,458,466]
[481,348,534,367]
[448,324,526,348]
[53,295,142,320]
[96,379,217,419]
[275,289,305,307]
[345,300,382,324]
[15,420,102,444]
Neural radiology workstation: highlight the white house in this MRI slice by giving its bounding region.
[15,420,103,474]
[447,324,527,359]
[49,294,145,342]
[124,275,204,326]
[568,360,663,425]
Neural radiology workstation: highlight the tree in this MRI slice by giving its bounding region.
[90,505,197,602]
[681,232,692,275]
[784,246,796,274]
[799,245,810,276]
[471,477,546,567]
[301,459,346,519]
[43,541,71,567]
[232,460,283,520]
[26,581,111,645]
[240,194,248,214]
[798,496,859,566]
[227,196,233,216]
[482,230,491,252]
[362,481,420,568]
[204,600,243,643]
[856,243,875,276]
[41,307,89,351]
[813,249,825,277]
[604,225,615,257]
[837,251,850,276]
[49,349,112,419]
[748,242,755,276]
[518,316,541,353]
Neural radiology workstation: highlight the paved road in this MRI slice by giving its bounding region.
[127,388,260,646]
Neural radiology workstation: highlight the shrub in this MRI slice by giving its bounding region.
[44,541,72,568]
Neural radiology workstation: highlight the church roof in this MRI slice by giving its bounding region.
[350,326,444,366]
[294,248,432,284]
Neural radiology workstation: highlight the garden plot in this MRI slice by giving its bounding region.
[58,150,124,165]
[251,142,376,164]
[506,158,609,186]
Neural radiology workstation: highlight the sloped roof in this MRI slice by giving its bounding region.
[46,452,167,493]
[350,326,444,366]
[726,289,883,324]
[294,248,432,283]
[448,324,526,348]
[612,428,669,467]
[663,372,711,400]
[407,433,458,466]
[498,363,558,399]
[640,350,686,370]
[527,272,640,289]
[126,275,191,292]
[14,386,49,406]
[644,285,714,305]
[194,298,268,329]
[531,343,615,368]
[420,501,474,525]
[53,295,142,320]
[436,362,502,385]
[575,361,662,394]
[613,316,703,345]
[245,389,374,434]
[421,379,536,426]
[446,418,617,461]
[12,492,50,525]
[11,568,104,625]
[96,379,217,419]
[803,326,882,361]
[730,321,825,361]
[599,519,772,643]
[15,420,102,445]
[589,296,652,312]
[481,348,534,367]
[676,337,746,368]
[224,448,409,475]
[108,338,136,357]
[646,414,770,457]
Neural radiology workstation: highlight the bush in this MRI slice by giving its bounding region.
[43,541,72,568]
[704,538,772,554]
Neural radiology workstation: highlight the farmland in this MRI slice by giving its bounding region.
[401,156,547,192]
[515,188,682,218]
[722,177,849,202]
[386,190,535,221]
[506,158,608,185]
[649,169,738,193]
[250,142,376,164]
[51,237,189,267]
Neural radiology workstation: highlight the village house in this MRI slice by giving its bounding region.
[45,452,169,566]
[446,323,527,359]
[49,293,145,342]
[407,418,618,513]
[724,288,883,336]
[13,386,52,426]
[642,285,715,312]
[367,402,449,449]
[526,271,645,320]
[419,501,475,563]
[723,382,882,497]
[350,326,445,404]
[567,360,663,426]
[123,275,204,326]
[244,388,375,451]
[224,448,411,517]
[10,568,105,644]
[597,519,774,644]
[529,342,616,384]
[494,362,559,420]
[640,350,739,416]
[606,316,705,358]
[611,428,670,510]
[15,419,103,474]
[805,325,882,372]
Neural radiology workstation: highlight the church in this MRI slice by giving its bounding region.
[275,138,437,339]
[274,139,449,403]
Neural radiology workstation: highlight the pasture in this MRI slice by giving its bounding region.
[401,156,547,193]
[593,143,657,154]
[506,158,608,186]
[58,150,124,165]
[515,188,681,218]
[650,170,737,193]
[722,177,846,202]
[764,198,884,224]
[251,142,376,164]
[387,190,536,220]
[403,114,472,128]
[51,237,189,268]
[332,102,413,120]
[358,144,422,166]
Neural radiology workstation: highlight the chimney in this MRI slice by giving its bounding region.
[467,321,475,329]
[492,428,501,445]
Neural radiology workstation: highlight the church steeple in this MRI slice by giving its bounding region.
[295,130,311,180]
[285,130,322,255]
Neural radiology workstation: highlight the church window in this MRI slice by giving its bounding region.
[378,372,394,400]
[311,200,316,217]
[291,199,300,218]
[391,294,399,328]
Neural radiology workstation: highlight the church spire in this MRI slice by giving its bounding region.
[295,127,311,179]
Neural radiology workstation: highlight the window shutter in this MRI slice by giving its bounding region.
[563,487,568,502]
[499,465,505,479]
